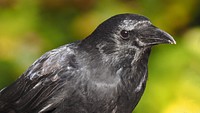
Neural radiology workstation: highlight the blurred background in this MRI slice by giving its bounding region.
[0,0,200,113]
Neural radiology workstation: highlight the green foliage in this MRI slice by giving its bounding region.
[0,0,200,112]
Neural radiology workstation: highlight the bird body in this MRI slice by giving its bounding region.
[0,14,176,113]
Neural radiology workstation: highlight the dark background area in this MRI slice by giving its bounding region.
[0,0,200,112]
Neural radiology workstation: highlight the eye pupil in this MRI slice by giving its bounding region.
[120,30,129,39]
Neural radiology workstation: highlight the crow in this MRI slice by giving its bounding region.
[0,13,176,113]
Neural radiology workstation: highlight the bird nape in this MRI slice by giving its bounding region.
[0,13,176,113]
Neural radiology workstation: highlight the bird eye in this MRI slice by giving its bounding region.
[120,30,129,39]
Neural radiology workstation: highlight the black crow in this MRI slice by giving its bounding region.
[0,13,176,113]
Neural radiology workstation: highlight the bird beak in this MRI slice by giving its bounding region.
[139,25,176,46]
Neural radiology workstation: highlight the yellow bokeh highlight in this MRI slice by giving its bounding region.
[0,37,20,60]
[162,98,200,113]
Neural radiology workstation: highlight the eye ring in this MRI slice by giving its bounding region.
[120,30,129,39]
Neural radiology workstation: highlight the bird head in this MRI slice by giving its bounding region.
[81,13,176,58]
[96,14,175,47]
